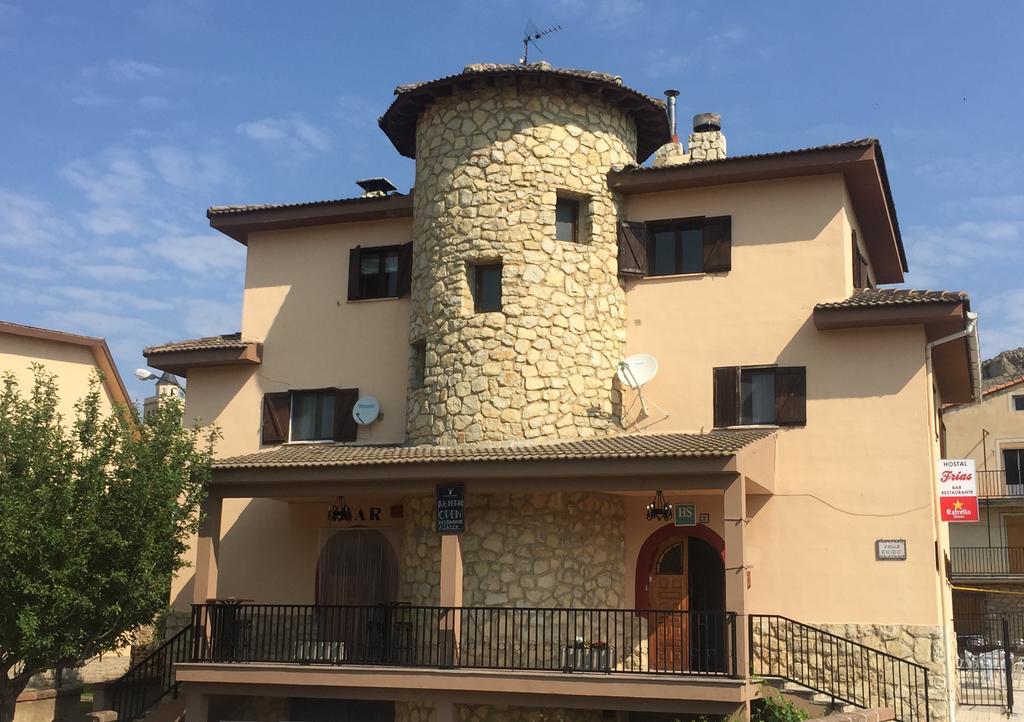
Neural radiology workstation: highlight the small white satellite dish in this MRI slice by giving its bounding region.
[617,354,659,389]
[352,396,381,425]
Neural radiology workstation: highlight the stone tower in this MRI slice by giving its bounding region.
[379,63,668,445]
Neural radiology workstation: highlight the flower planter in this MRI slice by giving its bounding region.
[561,647,615,672]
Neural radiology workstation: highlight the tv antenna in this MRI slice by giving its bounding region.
[521,20,561,64]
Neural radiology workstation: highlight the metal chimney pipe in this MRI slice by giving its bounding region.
[664,89,680,142]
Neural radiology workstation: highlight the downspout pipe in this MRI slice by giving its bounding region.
[926,311,980,722]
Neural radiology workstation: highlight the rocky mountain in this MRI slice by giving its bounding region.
[982,347,1024,390]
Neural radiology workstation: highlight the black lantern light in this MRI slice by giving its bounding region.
[327,495,352,523]
[646,490,672,521]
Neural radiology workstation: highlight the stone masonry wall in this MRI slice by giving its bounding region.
[752,621,948,722]
[406,77,637,444]
[400,492,624,608]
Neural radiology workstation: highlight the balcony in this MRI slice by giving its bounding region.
[949,547,1024,578]
[187,603,738,676]
[976,470,1024,499]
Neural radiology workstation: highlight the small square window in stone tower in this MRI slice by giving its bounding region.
[555,197,580,242]
[471,263,502,313]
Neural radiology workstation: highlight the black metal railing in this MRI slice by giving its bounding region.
[950,547,1024,577]
[107,624,193,722]
[977,470,1024,499]
[189,603,738,676]
[955,615,1019,711]
[750,615,930,722]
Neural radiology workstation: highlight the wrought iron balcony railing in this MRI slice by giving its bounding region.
[976,470,1024,499]
[188,603,738,677]
[950,547,1024,577]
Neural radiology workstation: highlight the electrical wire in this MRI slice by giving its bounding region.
[770,492,932,518]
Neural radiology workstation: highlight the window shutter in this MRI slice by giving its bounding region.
[774,367,807,426]
[617,221,649,276]
[397,241,413,297]
[713,366,739,428]
[261,392,291,444]
[347,247,362,301]
[333,388,359,442]
[702,216,732,273]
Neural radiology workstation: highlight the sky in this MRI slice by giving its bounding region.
[2,1,1023,404]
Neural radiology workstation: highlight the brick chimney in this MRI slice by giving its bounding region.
[688,112,727,161]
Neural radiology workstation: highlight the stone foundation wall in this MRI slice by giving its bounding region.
[752,621,948,722]
[399,492,624,608]
[406,77,636,444]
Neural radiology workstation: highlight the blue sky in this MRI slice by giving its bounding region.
[2,1,1023,403]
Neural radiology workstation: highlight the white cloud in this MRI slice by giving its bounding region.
[182,298,240,337]
[0,262,65,283]
[149,233,245,276]
[61,148,151,206]
[59,286,174,312]
[137,95,171,110]
[971,194,1024,215]
[79,206,142,236]
[236,114,332,155]
[82,59,169,84]
[78,263,164,283]
[146,144,232,189]
[0,188,75,251]
[645,23,750,78]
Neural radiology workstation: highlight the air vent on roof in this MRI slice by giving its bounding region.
[356,177,398,198]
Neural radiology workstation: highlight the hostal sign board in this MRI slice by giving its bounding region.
[937,459,979,523]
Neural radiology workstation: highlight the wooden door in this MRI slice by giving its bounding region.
[1006,517,1024,573]
[649,539,688,672]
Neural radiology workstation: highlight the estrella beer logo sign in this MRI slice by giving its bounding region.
[938,459,979,523]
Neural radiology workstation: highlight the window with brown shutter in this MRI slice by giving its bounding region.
[643,215,732,277]
[333,388,359,442]
[713,366,739,428]
[702,216,732,273]
[348,244,413,301]
[852,230,871,289]
[713,365,806,428]
[617,221,648,276]
[261,392,291,444]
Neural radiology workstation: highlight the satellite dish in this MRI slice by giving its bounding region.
[617,354,658,389]
[352,396,381,425]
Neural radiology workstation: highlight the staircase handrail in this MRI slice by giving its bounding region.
[106,623,193,722]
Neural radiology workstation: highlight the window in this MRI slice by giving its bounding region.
[626,215,731,278]
[1014,395,1024,411]
[852,230,871,289]
[471,263,502,313]
[555,197,580,242]
[1004,449,1024,487]
[411,339,427,389]
[713,366,806,427]
[347,243,412,301]
[655,542,684,575]
[260,388,359,444]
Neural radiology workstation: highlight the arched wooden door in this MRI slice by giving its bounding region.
[315,530,399,661]
[649,538,688,672]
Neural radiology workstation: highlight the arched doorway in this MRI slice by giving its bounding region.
[315,530,399,662]
[636,525,726,673]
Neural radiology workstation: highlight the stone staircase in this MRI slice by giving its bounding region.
[763,678,860,718]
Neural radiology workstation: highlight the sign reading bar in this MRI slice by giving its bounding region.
[875,539,907,561]
[938,459,979,523]
[436,484,465,534]
[674,504,696,527]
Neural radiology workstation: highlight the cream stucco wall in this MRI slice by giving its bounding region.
[623,175,943,626]
[944,386,1024,470]
[0,334,118,420]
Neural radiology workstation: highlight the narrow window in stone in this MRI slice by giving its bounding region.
[471,263,502,313]
[555,197,580,242]
[411,339,427,389]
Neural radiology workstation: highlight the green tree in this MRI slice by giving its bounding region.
[0,366,216,722]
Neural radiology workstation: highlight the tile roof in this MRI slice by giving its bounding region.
[379,62,670,162]
[982,375,1024,395]
[620,138,879,173]
[144,333,249,355]
[207,193,410,218]
[814,288,970,310]
[214,429,774,470]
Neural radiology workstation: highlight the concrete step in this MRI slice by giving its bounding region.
[139,695,185,722]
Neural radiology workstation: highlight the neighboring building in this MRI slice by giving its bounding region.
[944,350,1024,628]
[0,320,136,685]
[142,371,185,420]
[141,63,979,722]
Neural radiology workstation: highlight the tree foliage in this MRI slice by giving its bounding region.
[0,366,216,722]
